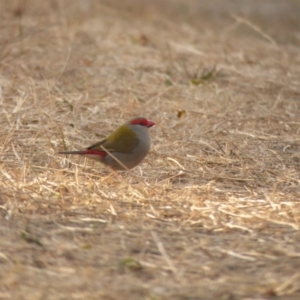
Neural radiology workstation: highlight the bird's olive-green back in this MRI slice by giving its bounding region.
[87,123,139,153]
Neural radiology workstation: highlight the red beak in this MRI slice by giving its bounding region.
[147,120,155,128]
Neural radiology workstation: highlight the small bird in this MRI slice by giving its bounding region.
[58,117,155,170]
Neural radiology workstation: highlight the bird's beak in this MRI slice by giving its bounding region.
[147,121,155,128]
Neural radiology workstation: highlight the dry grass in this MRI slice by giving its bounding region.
[1,0,300,299]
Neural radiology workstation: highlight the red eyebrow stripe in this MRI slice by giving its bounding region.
[130,118,155,127]
[130,118,147,125]
[83,149,107,157]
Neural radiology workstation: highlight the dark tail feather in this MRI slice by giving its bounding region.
[58,150,85,155]
[58,149,107,158]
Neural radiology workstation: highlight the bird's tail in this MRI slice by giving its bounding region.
[58,149,107,162]
[58,150,85,155]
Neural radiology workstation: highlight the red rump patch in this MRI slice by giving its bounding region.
[83,149,107,157]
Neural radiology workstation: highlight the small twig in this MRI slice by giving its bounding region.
[232,15,278,48]
[100,145,129,171]
[214,139,225,155]
[275,273,300,295]
[57,46,72,82]
[151,231,181,283]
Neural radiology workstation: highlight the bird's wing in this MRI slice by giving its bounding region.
[86,138,106,151]
[87,125,139,153]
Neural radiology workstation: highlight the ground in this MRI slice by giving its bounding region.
[0,0,300,299]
